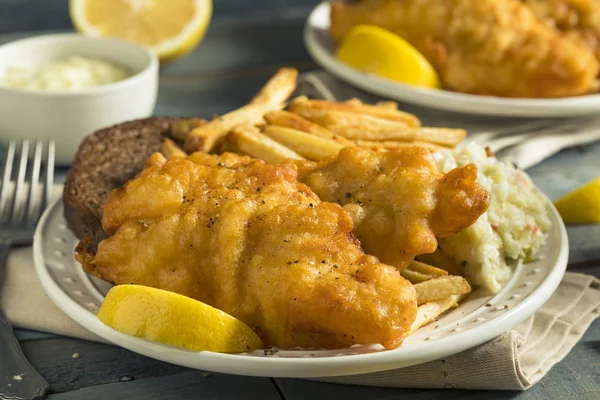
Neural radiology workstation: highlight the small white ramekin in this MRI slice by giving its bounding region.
[0,33,159,164]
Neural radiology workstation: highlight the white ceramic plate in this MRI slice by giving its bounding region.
[305,2,600,118]
[34,199,567,378]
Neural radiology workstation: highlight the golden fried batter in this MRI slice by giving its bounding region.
[330,0,599,97]
[524,0,600,62]
[79,152,417,349]
[294,147,490,270]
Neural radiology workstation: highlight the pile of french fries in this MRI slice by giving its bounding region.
[161,67,472,336]
[404,258,471,333]
[162,67,466,161]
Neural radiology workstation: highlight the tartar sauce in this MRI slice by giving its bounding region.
[1,56,131,91]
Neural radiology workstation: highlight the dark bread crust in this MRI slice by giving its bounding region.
[64,117,182,251]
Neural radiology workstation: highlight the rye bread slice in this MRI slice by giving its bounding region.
[64,117,182,251]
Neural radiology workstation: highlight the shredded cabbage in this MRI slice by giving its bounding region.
[433,143,551,293]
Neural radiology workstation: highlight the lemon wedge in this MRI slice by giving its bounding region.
[70,0,212,62]
[336,25,441,89]
[554,177,600,224]
[98,285,263,352]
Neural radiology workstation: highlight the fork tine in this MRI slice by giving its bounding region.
[0,140,16,222]
[25,140,43,225]
[40,140,55,213]
[10,140,29,226]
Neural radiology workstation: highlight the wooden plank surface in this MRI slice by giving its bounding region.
[527,142,600,266]
[20,338,189,394]
[0,0,318,34]
[1,2,599,399]
[46,371,282,400]
[160,16,314,77]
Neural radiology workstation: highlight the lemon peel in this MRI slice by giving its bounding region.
[336,24,440,88]
[70,0,212,62]
[554,177,600,224]
[98,285,263,352]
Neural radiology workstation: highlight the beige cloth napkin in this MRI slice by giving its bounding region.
[1,246,598,390]
[1,247,106,344]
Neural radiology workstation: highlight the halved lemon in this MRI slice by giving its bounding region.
[70,0,212,62]
[98,285,263,352]
[336,25,441,89]
[554,177,600,224]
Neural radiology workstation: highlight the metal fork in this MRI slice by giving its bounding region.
[0,139,54,400]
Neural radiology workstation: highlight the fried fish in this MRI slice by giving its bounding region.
[78,152,417,349]
[295,146,490,270]
[330,0,599,97]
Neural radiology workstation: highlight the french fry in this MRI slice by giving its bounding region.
[416,249,464,276]
[407,260,448,277]
[264,110,355,146]
[292,95,309,103]
[417,127,466,147]
[184,103,280,152]
[309,111,464,146]
[215,139,242,154]
[355,139,447,152]
[413,276,471,305]
[250,67,299,105]
[185,68,298,152]
[262,125,344,160]
[228,125,304,164]
[401,269,438,284]
[288,97,421,126]
[376,101,398,110]
[408,295,464,334]
[171,118,206,141]
[401,260,452,283]
[255,122,267,130]
[313,111,414,141]
[145,152,168,169]
[345,98,363,106]
[162,138,187,158]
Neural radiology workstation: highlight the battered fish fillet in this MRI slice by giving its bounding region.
[330,0,599,97]
[77,152,417,349]
[294,147,490,270]
[524,0,600,63]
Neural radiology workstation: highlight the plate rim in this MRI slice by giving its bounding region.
[33,198,568,378]
[305,2,600,118]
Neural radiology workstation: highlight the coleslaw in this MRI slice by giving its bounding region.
[434,143,551,293]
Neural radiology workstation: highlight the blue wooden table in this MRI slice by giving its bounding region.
[1,1,599,399]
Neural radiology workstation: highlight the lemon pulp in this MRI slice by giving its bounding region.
[70,0,212,62]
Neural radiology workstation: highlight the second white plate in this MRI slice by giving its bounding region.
[305,2,600,118]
